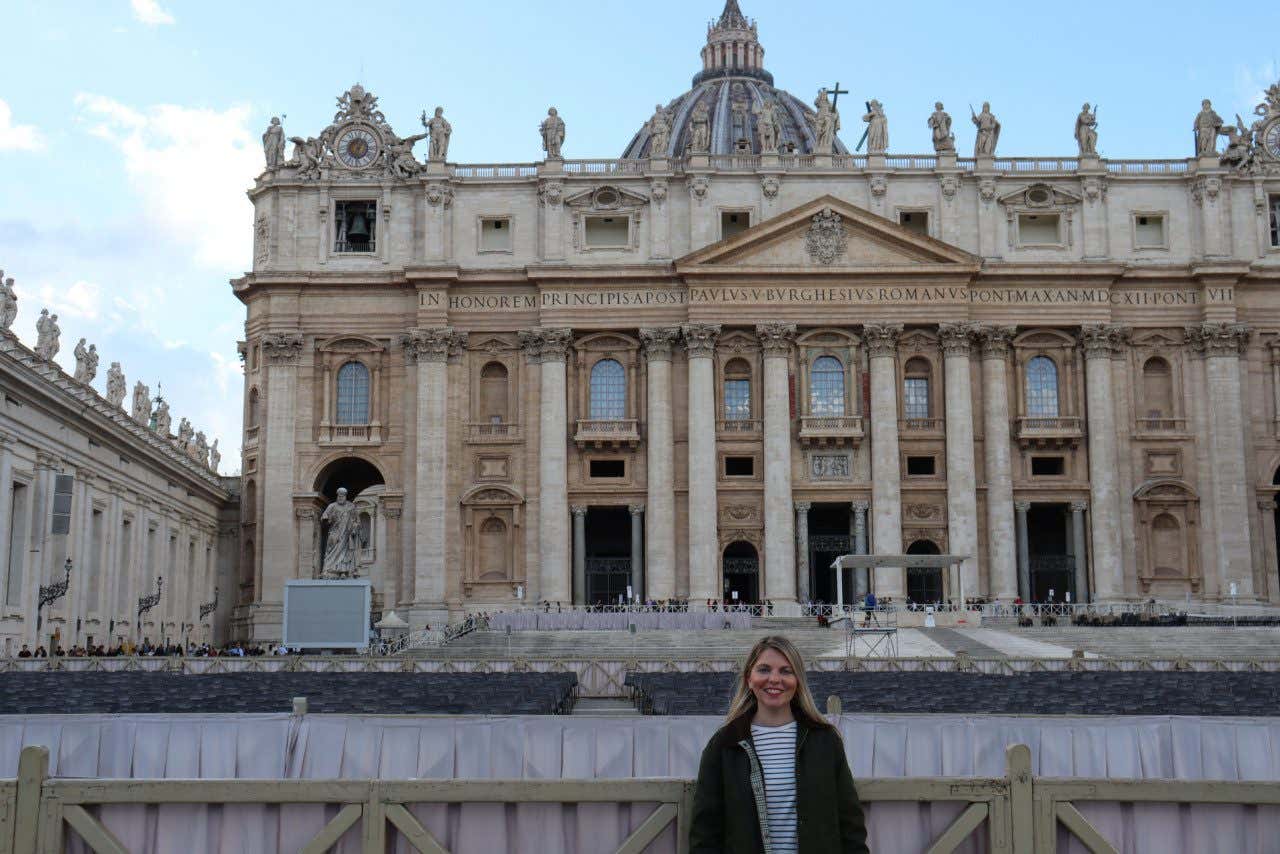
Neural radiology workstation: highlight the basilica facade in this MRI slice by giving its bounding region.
[234,0,1280,638]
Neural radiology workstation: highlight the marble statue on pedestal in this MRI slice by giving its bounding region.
[689,101,711,153]
[1075,103,1098,156]
[194,431,209,466]
[73,338,98,383]
[541,107,565,159]
[105,363,125,408]
[862,99,888,154]
[422,107,452,161]
[810,89,840,154]
[928,102,955,154]
[209,438,221,473]
[0,273,16,331]
[153,398,171,435]
[176,418,193,452]
[647,104,671,157]
[131,382,150,424]
[287,136,324,179]
[262,117,286,169]
[754,99,780,153]
[1194,99,1223,157]
[971,102,1001,157]
[321,487,363,578]
[34,309,60,361]
[385,129,428,179]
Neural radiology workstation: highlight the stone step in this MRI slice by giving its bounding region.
[572,697,640,716]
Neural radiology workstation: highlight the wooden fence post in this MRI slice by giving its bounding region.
[1006,744,1033,854]
[12,746,48,854]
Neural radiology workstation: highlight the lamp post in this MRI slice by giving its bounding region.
[36,558,73,634]
[199,587,219,646]
[136,576,163,641]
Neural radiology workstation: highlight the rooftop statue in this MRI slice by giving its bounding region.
[0,273,16,331]
[541,107,566,159]
[262,117,286,170]
[105,363,125,408]
[1220,114,1254,170]
[971,102,1001,157]
[928,102,955,154]
[384,129,428,179]
[34,309,60,361]
[862,99,888,155]
[688,100,711,153]
[131,381,151,424]
[647,104,672,157]
[1075,103,1098,156]
[73,338,97,384]
[287,135,324,179]
[153,398,171,436]
[810,89,840,155]
[422,107,452,161]
[321,487,363,578]
[754,98,780,153]
[1194,99,1223,157]
[176,417,193,449]
[209,438,221,473]
[194,431,209,466]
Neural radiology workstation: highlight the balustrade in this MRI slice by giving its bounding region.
[798,415,864,446]
[1014,415,1083,449]
[451,163,538,179]
[321,423,380,444]
[716,417,762,435]
[573,418,640,448]
[899,417,944,433]
[1135,416,1187,433]
[466,421,521,443]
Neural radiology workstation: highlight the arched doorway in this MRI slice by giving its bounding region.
[722,541,760,604]
[1272,467,1280,595]
[905,539,943,604]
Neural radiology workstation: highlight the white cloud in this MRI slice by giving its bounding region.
[0,99,44,152]
[74,93,258,271]
[1234,61,1277,120]
[130,0,175,26]
[31,279,104,321]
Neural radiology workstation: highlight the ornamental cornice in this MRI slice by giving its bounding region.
[639,327,681,362]
[681,323,721,358]
[973,325,1018,359]
[1184,322,1251,357]
[402,327,467,363]
[937,322,976,356]
[261,332,305,365]
[755,322,796,356]
[518,327,573,363]
[862,322,903,358]
[1079,323,1130,358]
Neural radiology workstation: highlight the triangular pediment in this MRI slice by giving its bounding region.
[676,195,979,272]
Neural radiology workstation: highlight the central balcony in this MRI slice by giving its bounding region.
[1014,416,1083,449]
[466,422,522,444]
[319,423,381,445]
[798,415,864,447]
[574,419,640,449]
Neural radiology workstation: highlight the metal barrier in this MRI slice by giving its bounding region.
[8,744,1280,853]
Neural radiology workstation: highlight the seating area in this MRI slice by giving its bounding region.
[625,670,1280,716]
[0,672,578,715]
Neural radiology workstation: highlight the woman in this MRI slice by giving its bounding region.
[690,635,868,853]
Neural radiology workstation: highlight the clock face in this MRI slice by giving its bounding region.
[1264,118,1280,160]
[336,127,378,168]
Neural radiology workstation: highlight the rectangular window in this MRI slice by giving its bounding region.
[899,210,929,236]
[1271,195,1280,248]
[906,456,936,476]
[1133,213,1166,249]
[334,200,377,253]
[1031,456,1065,476]
[724,456,755,477]
[903,378,930,420]
[723,379,751,420]
[720,210,750,240]
[6,482,28,606]
[589,459,625,478]
[88,508,103,611]
[584,216,629,248]
[1018,213,1060,246]
[479,217,512,252]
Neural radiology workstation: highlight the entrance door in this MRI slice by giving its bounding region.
[722,541,760,604]
[584,507,631,605]
[906,539,944,604]
[1027,504,1074,602]
[807,505,852,605]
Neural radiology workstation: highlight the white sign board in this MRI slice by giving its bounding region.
[283,579,371,649]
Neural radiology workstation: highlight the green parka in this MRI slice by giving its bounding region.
[689,714,869,854]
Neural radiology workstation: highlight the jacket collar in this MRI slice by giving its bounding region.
[720,710,815,747]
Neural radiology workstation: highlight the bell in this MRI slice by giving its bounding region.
[346,212,370,242]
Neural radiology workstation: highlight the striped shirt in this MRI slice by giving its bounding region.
[751,720,798,853]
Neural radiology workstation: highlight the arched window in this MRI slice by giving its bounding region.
[1025,356,1060,418]
[723,357,752,421]
[336,361,371,425]
[903,357,931,420]
[809,356,846,417]
[589,359,626,419]
[480,362,509,424]
[247,388,260,427]
[479,517,507,579]
[1142,357,1174,418]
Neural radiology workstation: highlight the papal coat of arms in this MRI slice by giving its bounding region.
[804,208,848,265]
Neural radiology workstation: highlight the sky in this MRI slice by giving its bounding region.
[2,0,1278,474]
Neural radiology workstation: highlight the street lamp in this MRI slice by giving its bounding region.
[36,558,73,633]
[136,576,163,640]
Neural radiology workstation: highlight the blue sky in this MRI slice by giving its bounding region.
[2,0,1278,472]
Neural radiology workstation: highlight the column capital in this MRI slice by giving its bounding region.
[402,327,467,363]
[261,332,305,365]
[794,501,812,513]
[628,503,646,516]
[862,322,903,358]
[639,327,681,362]
[518,327,573,363]
[938,321,976,357]
[1070,500,1089,513]
[681,323,721,358]
[973,324,1018,359]
[755,322,797,357]
[1184,322,1251,358]
[570,504,588,517]
[850,500,870,513]
[1014,500,1031,512]
[1079,323,1130,358]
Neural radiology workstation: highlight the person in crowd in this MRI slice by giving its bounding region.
[862,591,877,627]
[33,645,47,658]
[689,635,868,853]
[16,644,31,658]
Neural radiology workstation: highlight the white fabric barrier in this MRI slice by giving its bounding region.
[5,713,1278,853]
[487,610,753,631]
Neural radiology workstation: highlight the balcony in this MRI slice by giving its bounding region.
[899,417,945,437]
[798,415,864,447]
[467,422,522,444]
[1014,416,1083,449]
[717,418,762,438]
[320,423,381,445]
[1135,416,1188,437]
[574,419,640,449]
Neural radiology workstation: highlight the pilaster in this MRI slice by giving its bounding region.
[520,328,573,603]
[257,332,303,639]
[682,324,721,600]
[975,325,1018,600]
[864,322,904,597]
[938,322,980,598]
[1080,323,1129,600]
[641,327,679,599]
[757,323,797,609]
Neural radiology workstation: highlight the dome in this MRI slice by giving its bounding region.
[621,0,850,158]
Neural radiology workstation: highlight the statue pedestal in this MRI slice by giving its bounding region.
[647,156,670,175]
[1195,155,1222,171]
[813,154,833,168]
[539,157,564,177]
[867,154,886,170]
[760,153,780,169]
[1078,155,1102,171]
[937,153,957,169]
[687,153,710,169]
[424,160,448,177]
[975,155,995,171]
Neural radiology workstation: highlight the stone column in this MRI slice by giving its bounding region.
[403,327,466,623]
[851,500,869,600]
[758,323,797,609]
[974,326,1018,600]
[1081,324,1128,600]
[1188,323,1255,598]
[640,328,679,599]
[381,500,403,606]
[257,333,302,638]
[520,328,573,604]
[571,505,587,605]
[0,432,13,606]
[939,323,980,598]
[794,502,811,604]
[864,323,904,597]
[682,324,721,601]
[629,504,645,602]
[1015,500,1031,600]
[295,506,317,579]
[1071,501,1090,602]
[1258,498,1278,603]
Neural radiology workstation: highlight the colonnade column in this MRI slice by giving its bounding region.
[1081,324,1128,600]
[1015,501,1031,600]
[864,323,904,598]
[975,326,1018,600]
[520,328,573,605]
[0,431,13,606]
[1070,501,1089,603]
[794,503,811,604]
[939,322,980,598]
[1190,322,1255,598]
[640,328,680,600]
[1258,498,1278,602]
[758,323,797,609]
[571,506,587,606]
[404,327,466,623]
[682,324,721,602]
[257,332,303,639]
[851,500,869,601]
[629,504,644,602]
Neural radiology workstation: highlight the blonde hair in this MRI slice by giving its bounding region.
[724,635,832,729]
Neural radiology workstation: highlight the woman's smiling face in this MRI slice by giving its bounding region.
[747,647,797,711]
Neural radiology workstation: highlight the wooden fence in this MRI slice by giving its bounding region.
[4,744,1280,853]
